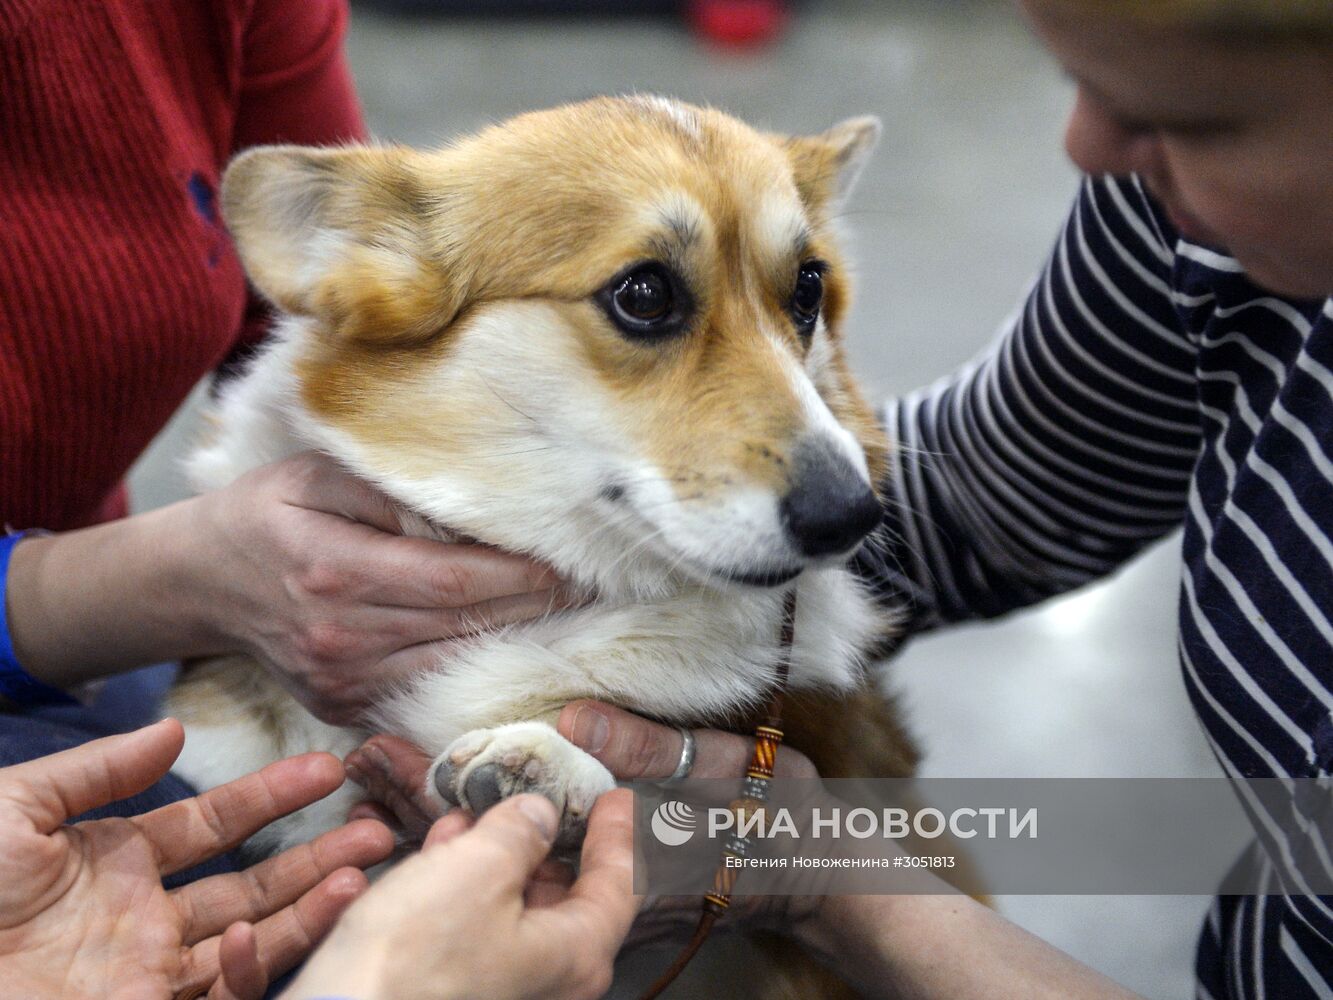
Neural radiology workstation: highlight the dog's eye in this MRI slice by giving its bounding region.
[614,267,672,323]
[599,263,687,339]
[791,265,824,331]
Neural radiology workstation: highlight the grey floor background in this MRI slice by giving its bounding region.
[130,2,1222,996]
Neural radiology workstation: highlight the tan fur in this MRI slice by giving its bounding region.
[171,657,297,753]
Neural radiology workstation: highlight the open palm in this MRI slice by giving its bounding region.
[0,719,393,1000]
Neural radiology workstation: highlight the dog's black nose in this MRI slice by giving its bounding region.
[780,439,882,558]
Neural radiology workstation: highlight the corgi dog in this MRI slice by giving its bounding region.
[165,98,916,986]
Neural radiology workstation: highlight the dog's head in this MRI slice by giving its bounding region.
[223,96,887,596]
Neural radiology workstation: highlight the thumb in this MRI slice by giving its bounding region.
[210,921,268,1000]
[562,789,639,927]
[0,718,184,833]
[442,794,559,893]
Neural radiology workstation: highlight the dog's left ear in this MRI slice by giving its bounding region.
[222,144,463,345]
[781,116,882,216]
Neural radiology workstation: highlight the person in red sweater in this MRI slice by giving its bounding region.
[0,1,574,993]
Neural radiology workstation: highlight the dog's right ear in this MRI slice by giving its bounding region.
[781,116,882,218]
[222,145,462,345]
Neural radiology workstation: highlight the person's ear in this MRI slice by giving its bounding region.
[221,145,465,345]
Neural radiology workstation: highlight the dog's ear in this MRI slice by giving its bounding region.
[221,145,462,344]
[781,116,882,216]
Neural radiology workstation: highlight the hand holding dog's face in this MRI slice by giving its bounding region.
[220,99,886,601]
[186,451,573,724]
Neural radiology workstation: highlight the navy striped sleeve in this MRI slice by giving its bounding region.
[856,175,1200,632]
[858,172,1333,996]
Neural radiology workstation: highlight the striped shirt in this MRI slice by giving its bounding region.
[857,174,1333,997]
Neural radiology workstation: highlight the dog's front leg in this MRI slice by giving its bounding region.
[424,721,615,852]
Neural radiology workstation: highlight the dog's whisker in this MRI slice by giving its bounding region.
[598,521,675,580]
[480,445,560,459]
[878,486,950,543]
[474,370,540,425]
[890,441,950,461]
[627,493,708,513]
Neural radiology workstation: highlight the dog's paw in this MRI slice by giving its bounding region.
[425,722,615,849]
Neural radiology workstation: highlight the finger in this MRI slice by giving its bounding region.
[278,585,576,710]
[367,538,563,610]
[526,791,639,959]
[526,858,576,909]
[279,451,406,535]
[135,752,346,876]
[347,801,397,826]
[558,701,766,781]
[563,790,639,922]
[249,869,369,983]
[0,719,184,833]
[280,455,567,608]
[378,586,580,643]
[449,794,559,893]
[422,808,475,849]
[176,818,393,941]
[183,868,367,998]
[211,922,266,1000]
[269,453,570,626]
[345,735,440,839]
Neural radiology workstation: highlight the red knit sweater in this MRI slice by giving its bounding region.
[0,0,366,530]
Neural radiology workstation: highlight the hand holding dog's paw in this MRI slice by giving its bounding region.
[558,700,826,944]
[427,723,616,851]
[345,734,445,841]
[284,789,640,1000]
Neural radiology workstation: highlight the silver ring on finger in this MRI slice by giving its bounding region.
[660,727,697,786]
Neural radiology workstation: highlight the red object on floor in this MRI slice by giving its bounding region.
[686,0,789,48]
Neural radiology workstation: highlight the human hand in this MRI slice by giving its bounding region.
[344,733,445,841]
[345,703,824,946]
[342,705,819,840]
[188,451,573,723]
[283,790,640,1000]
[555,700,825,944]
[0,718,394,1000]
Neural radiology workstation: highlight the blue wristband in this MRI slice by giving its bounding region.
[0,531,77,707]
